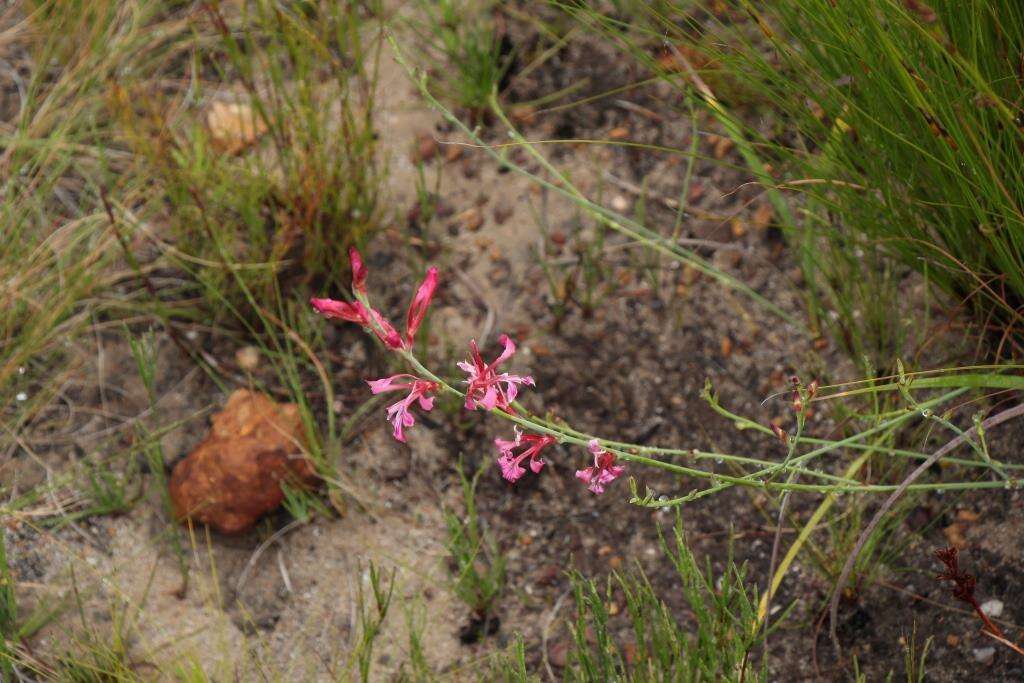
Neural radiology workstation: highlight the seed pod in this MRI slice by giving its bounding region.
[771,423,788,445]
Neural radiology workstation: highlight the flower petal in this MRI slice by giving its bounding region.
[366,308,404,349]
[498,453,525,482]
[310,297,366,323]
[490,334,516,370]
[367,375,413,394]
[405,267,439,346]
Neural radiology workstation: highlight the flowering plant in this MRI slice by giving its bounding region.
[312,248,626,494]
[312,248,1024,508]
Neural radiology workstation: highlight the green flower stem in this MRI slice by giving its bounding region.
[706,398,1024,471]
[399,350,1020,499]
[507,404,859,485]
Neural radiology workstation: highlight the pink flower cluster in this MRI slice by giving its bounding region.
[458,335,535,412]
[366,375,438,443]
[311,247,437,350]
[494,426,555,482]
[312,249,624,494]
[576,440,626,494]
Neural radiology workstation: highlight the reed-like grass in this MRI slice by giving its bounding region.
[567,0,1024,364]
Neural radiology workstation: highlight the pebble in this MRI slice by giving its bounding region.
[456,207,484,232]
[235,346,260,371]
[980,599,1004,618]
[411,133,437,163]
[548,640,569,668]
[972,646,995,664]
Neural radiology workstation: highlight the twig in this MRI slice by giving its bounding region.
[276,546,293,594]
[453,267,497,347]
[602,171,732,224]
[981,629,1024,658]
[234,518,306,597]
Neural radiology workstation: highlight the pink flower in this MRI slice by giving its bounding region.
[575,440,625,494]
[458,335,535,412]
[495,426,556,483]
[367,374,439,442]
[311,248,438,350]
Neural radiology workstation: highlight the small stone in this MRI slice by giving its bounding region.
[752,203,774,230]
[510,105,536,126]
[607,126,629,140]
[443,144,463,162]
[235,346,260,371]
[169,390,316,534]
[957,509,981,522]
[946,634,960,647]
[611,195,630,213]
[456,207,484,232]
[532,565,560,586]
[411,133,437,163]
[493,202,514,225]
[972,646,995,664]
[607,602,620,616]
[980,599,1004,618]
[206,101,267,155]
[548,640,569,668]
[709,134,734,159]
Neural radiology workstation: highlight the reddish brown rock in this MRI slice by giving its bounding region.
[169,390,317,534]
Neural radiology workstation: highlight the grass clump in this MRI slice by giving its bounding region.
[562,0,1024,364]
[733,0,1024,362]
[408,0,514,118]
[118,0,385,313]
[564,521,765,682]
[444,460,507,641]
